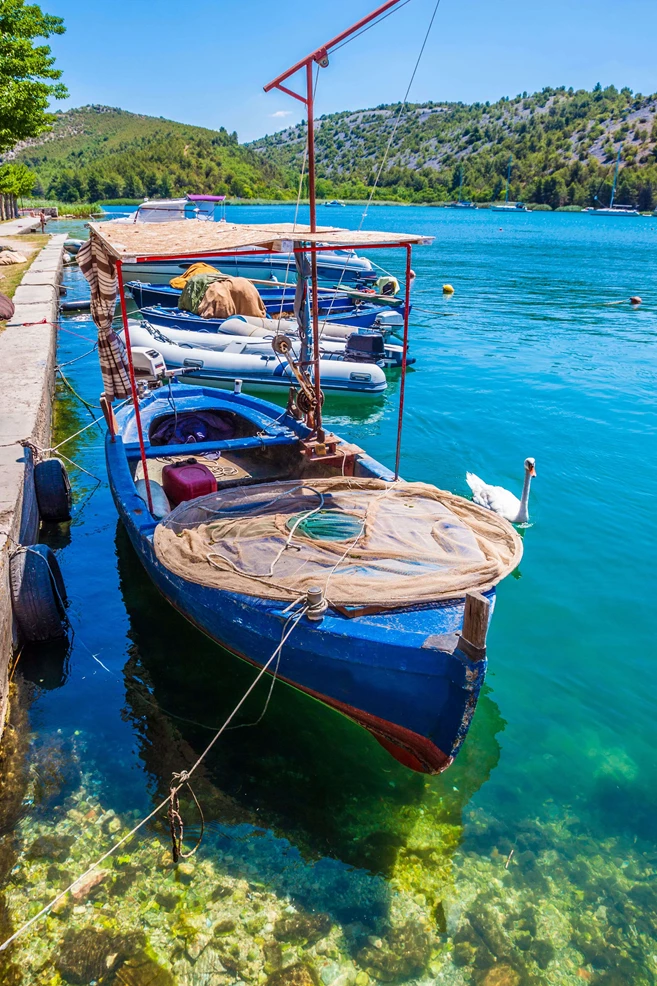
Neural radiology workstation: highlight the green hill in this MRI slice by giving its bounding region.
[8,86,657,209]
[7,105,294,202]
[249,84,657,209]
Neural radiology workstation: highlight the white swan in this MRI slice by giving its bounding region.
[466,457,536,524]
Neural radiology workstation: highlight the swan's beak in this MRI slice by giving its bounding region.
[528,463,537,477]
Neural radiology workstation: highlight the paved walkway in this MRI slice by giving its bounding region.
[0,216,43,236]
[0,233,67,735]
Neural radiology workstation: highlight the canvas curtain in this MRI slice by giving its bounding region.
[77,234,131,401]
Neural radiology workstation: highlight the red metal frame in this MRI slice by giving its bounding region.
[264,0,405,110]
[394,244,413,480]
[109,1,416,494]
[116,260,154,515]
[263,0,411,440]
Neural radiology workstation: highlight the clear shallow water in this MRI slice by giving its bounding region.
[1,206,656,985]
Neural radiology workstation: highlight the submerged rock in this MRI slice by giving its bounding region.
[25,833,74,861]
[55,928,139,984]
[274,912,332,944]
[480,966,520,986]
[114,951,175,986]
[267,964,317,986]
[70,867,109,899]
[357,922,433,982]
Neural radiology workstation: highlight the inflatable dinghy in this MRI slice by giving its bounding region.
[121,323,387,396]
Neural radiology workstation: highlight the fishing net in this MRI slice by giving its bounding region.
[153,478,522,610]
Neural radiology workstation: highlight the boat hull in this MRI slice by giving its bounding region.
[586,209,641,217]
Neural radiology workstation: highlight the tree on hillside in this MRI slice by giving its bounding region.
[0,0,67,153]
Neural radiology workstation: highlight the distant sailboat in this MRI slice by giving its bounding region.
[449,166,477,209]
[586,147,641,217]
[491,155,529,212]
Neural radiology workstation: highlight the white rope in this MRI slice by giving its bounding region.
[0,606,306,953]
[359,0,442,229]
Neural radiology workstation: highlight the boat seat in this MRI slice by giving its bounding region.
[135,450,292,490]
[124,433,300,461]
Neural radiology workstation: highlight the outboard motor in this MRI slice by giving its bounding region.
[344,331,386,363]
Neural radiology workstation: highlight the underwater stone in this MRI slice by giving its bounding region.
[192,947,228,979]
[70,868,109,899]
[176,862,195,884]
[55,928,140,984]
[26,833,74,861]
[154,891,179,911]
[114,951,175,985]
[267,964,316,986]
[214,918,237,936]
[480,966,521,986]
[357,923,432,982]
[320,962,341,985]
[275,913,332,944]
[452,941,476,967]
[529,939,555,969]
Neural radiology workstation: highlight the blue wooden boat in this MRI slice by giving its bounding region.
[106,384,521,773]
[126,282,406,331]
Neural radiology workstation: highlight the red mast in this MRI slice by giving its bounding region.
[264,2,410,439]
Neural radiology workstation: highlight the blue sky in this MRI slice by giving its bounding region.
[46,0,657,142]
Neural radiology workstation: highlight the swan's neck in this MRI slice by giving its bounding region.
[516,469,532,523]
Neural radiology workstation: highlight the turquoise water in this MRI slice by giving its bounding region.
[2,205,656,985]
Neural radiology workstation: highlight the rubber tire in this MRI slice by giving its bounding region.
[34,458,72,522]
[9,544,67,641]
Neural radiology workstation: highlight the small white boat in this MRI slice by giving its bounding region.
[587,147,641,217]
[448,168,478,208]
[490,203,530,212]
[586,205,640,217]
[324,199,346,207]
[122,324,388,396]
[491,155,529,212]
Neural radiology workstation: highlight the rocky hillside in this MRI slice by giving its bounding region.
[250,84,657,208]
[6,105,293,202]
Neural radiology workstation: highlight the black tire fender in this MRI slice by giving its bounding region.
[9,544,67,641]
[34,458,72,522]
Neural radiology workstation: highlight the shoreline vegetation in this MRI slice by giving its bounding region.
[24,197,656,216]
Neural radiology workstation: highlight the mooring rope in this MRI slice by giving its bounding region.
[0,605,306,953]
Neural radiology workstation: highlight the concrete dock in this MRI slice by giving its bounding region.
[0,233,67,736]
[0,215,44,236]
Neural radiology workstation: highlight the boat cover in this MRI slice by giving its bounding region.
[153,478,522,608]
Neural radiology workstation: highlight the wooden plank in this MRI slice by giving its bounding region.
[457,590,490,662]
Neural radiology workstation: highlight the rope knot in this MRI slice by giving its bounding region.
[167,771,204,864]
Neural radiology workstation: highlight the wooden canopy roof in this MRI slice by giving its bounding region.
[87,220,433,262]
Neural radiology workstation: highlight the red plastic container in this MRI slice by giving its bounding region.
[161,459,217,507]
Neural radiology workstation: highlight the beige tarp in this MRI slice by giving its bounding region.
[197,277,267,319]
[154,478,522,609]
